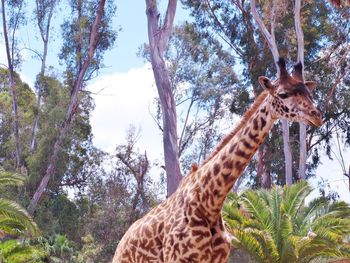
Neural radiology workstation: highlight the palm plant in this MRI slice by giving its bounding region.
[0,239,46,263]
[0,168,41,262]
[223,181,350,263]
[0,167,39,237]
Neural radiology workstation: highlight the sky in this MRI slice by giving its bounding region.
[0,1,349,202]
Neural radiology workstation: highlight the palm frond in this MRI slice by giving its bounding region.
[0,199,39,237]
[240,190,271,230]
[282,181,311,218]
[0,167,25,187]
[232,229,270,263]
[323,201,350,218]
[249,228,280,262]
[295,197,328,234]
[269,186,283,250]
[298,240,346,263]
[223,182,350,263]
[312,217,350,237]
[280,235,299,262]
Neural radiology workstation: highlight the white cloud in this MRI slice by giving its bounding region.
[88,63,163,160]
[19,72,35,88]
[309,148,350,203]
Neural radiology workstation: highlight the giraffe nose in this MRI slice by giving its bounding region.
[311,110,320,117]
[313,106,323,117]
[309,108,323,127]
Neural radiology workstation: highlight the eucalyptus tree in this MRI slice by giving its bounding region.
[30,0,60,152]
[0,69,36,168]
[28,0,117,214]
[164,22,239,172]
[250,0,293,185]
[181,0,284,187]
[1,0,26,168]
[145,0,181,196]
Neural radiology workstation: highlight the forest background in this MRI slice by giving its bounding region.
[0,0,350,262]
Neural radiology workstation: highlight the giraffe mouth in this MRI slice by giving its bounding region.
[305,117,323,127]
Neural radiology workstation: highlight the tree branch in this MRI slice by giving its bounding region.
[250,0,279,62]
[28,0,106,215]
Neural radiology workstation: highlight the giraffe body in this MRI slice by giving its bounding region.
[113,59,323,263]
[114,191,231,263]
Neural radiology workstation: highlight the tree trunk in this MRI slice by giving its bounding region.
[30,42,47,152]
[145,0,181,196]
[251,0,293,185]
[258,146,271,188]
[28,0,106,215]
[348,165,350,192]
[282,119,293,185]
[262,161,271,188]
[1,0,23,168]
[257,147,264,187]
[294,0,307,180]
[30,0,57,152]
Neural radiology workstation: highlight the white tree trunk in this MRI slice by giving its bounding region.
[251,0,293,185]
[30,0,57,152]
[1,0,23,168]
[294,0,307,180]
[145,0,182,196]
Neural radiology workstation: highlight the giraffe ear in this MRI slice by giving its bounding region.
[258,76,274,92]
[305,81,317,92]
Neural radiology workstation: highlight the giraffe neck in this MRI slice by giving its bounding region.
[190,91,276,223]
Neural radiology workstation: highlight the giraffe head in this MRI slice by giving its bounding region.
[258,58,323,127]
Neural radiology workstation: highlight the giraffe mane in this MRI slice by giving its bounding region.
[201,90,269,167]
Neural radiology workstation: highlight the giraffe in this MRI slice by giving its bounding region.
[112,58,323,263]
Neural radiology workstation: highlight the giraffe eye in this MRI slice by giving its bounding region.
[277,92,290,99]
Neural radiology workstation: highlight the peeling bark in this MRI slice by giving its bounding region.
[145,0,181,196]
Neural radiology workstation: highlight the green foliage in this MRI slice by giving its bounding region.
[0,170,42,261]
[34,195,80,243]
[47,234,76,261]
[59,0,118,87]
[24,73,100,200]
[0,239,46,263]
[34,234,77,263]
[75,234,102,263]
[75,127,160,262]
[0,70,36,167]
[0,168,39,237]
[223,182,350,262]
[0,166,25,186]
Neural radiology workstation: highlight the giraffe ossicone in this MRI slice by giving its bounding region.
[113,58,323,263]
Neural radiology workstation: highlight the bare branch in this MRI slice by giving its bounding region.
[178,97,195,154]
[250,0,279,62]
[205,0,244,57]
[159,0,177,53]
